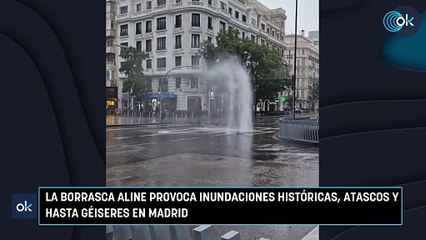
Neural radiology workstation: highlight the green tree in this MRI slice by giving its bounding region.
[119,47,150,101]
[200,29,290,106]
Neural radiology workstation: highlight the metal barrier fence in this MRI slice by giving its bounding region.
[278,118,319,143]
[106,225,260,240]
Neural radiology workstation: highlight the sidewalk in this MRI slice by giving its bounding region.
[106,115,223,127]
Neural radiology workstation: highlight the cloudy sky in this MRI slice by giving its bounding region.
[258,0,319,34]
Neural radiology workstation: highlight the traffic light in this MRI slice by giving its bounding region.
[280,97,287,103]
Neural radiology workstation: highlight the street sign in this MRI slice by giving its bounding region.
[280,97,287,103]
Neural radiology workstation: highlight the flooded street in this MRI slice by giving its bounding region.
[107,117,318,240]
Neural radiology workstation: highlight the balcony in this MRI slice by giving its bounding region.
[106,29,115,37]
[106,47,115,54]
[106,63,116,71]
[117,12,129,20]
[132,11,143,17]
[187,1,203,6]
[171,2,184,8]
[154,4,167,10]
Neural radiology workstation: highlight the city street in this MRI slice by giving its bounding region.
[107,117,318,187]
[107,116,318,240]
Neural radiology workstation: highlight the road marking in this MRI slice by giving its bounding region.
[139,134,160,138]
[171,137,198,142]
[120,142,157,148]
[263,130,277,134]
[112,136,129,140]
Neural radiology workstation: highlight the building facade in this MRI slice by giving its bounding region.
[282,30,319,111]
[106,0,120,110]
[108,0,289,114]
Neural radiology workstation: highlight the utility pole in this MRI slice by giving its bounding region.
[292,0,299,120]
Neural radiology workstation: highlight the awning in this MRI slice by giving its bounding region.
[147,92,177,99]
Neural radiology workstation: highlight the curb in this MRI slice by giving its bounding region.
[106,122,173,128]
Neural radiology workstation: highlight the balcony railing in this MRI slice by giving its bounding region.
[106,29,115,37]
[188,1,203,6]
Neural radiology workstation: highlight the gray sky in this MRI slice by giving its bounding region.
[258,0,319,34]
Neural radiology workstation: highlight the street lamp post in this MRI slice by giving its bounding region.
[292,0,299,120]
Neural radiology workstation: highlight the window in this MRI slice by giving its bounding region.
[157,37,166,50]
[219,21,226,32]
[175,15,182,28]
[106,70,114,80]
[147,1,152,9]
[146,20,152,32]
[176,0,182,2]
[191,55,200,65]
[136,41,142,51]
[277,33,280,39]
[220,1,226,10]
[208,16,213,30]
[192,13,200,27]
[146,59,152,69]
[251,35,255,42]
[242,15,246,22]
[175,77,181,88]
[190,76,199,88]
[136,3,142,12]
[267,28,270,34]
[157,17,166,30]
[208,0,212,5]
[302,49,305,55]
[261,39,265,45]
[235,11,239,19]
[191,34,200,48]
[120,24,128,36]
[251,18,256,26]
[120,42,128,55]
[242,32,245,39]
[207,36,212,43]
[106,39,113,47]
[175,35,182,49]
[229,7,232,15]
[136,22,142,35]
[272,30,275,37]
[157,0,166,6]
[261,24,265,30]
[145,39,152,52]
[175,56,182,66]
[157,57,166,68]
[106,55,115,64]
[119,6,128,14]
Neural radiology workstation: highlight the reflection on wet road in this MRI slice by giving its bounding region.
[106,118,318,240]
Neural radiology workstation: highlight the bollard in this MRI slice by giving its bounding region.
[113,226,132,240]
[106,225,114,240]
[173,226,192,240]
[150,225,171,240]
[193,225,215,240]
[130,226,152,240]
[221,230,240,240]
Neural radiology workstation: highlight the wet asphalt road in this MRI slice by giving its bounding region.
[107,117,318,187]
[106,117,318,240]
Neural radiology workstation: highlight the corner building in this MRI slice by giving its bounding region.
[113,0,288,115]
